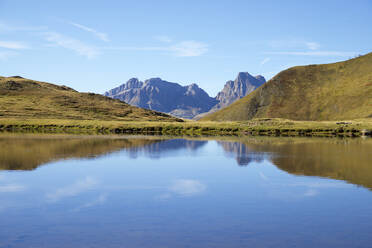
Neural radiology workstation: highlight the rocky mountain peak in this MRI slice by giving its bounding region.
[255,75,266,84]
[144,77,162,84]
[215,72,266,108]
[236,72,252,80]
[126,78,142,88]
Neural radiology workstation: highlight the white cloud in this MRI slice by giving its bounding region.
[267,51,356,57]
[269,39,320,50]
[260,57,271,66]
[103,40,208,57]
[169,179,206,196]
[103,45,165,51]
[306,42,320,50]
[0,41,28,49]
[169,41,208,57]
[43,32,100,59]
[267,39,356,57]
[69,22,109,42]
[154,35,172,43]
[46,176,98,202]
[0,184,25,193]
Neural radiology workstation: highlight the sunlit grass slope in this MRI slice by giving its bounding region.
[202,52,372,121]
[0,76,181,122]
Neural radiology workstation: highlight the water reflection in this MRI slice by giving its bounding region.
[126,139,207,159]
[218,141,266,166]
[1,135,372,247]
[0,135,208,170]
[1,134,372,190]
[230,137,372,189]
[46,176,99,202]
[0,135,162,170]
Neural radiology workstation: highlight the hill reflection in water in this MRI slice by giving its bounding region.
[0,135,207,170]
[219,137,372,190]
[0,135,160,170]
[1,134,371,190]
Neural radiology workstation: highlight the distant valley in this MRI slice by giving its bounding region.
[104,72,266,119]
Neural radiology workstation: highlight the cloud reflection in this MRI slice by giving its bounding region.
[0,184,25,193]
[73,194,107,212]
[155,179,207,200]
[46,176,98,202]
[304,189,318,197]
[169,179,206,196]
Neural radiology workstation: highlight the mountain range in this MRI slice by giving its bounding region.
[104,72,266,119]
[202,52,372,121]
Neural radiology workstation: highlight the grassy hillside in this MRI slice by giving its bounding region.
[0,76,180,122]
[202,52,372,121]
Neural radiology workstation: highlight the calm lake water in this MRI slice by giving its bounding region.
[0,134,371,248]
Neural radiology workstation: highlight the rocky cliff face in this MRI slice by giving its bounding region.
[104,78,218,119]
[104,72,265,119]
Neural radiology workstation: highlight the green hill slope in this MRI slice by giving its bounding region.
[0,76,180,122]
[202,53,372,121]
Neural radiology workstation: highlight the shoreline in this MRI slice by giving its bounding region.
[0,118,371,137]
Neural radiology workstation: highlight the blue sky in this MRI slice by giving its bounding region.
[0,0,371,96]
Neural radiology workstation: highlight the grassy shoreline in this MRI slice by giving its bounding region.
[0,118,371,137]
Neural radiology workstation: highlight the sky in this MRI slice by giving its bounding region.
[0,0,371,96]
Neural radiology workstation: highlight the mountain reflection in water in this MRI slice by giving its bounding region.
[218,141,266,166]
[0,134,371,190]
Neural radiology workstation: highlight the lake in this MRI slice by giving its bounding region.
[0,134,371,248]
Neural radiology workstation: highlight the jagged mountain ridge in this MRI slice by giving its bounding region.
[104,73,265,119]
[105,78,218,119]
